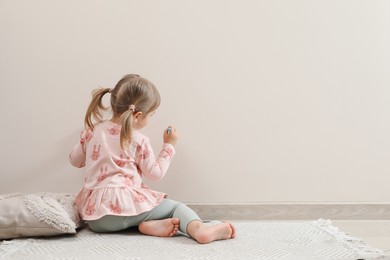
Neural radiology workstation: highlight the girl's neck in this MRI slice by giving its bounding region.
[110,116,121,125]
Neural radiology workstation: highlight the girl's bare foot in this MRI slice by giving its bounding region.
[138,218,180,237]
[187,221,236,244]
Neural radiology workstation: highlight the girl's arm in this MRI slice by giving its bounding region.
[137,138,175,181]
[69,130,90,168]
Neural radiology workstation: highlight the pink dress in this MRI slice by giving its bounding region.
[69,120,175,221]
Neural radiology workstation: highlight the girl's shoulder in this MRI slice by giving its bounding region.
[86,120,150,147]
[132,130,149,145]
[126,131,149,154]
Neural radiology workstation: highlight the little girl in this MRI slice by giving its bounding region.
[69,74,235,244]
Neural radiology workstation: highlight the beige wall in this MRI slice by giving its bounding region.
[1,0,389,203]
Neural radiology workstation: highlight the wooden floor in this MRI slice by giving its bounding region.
[188,203,390,220]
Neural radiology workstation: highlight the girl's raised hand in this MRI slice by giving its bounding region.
[164,126,178,146]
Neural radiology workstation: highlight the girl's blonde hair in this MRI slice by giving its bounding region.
[84,74,161,150]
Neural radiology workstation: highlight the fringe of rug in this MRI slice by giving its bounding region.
[312,219,386,259]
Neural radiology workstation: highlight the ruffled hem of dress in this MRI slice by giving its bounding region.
[76,186,167,221]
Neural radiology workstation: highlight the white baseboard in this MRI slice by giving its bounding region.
[187,203,390,220]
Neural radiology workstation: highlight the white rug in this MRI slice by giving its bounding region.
[0,219,387,260]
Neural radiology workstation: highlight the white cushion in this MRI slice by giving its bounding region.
[0,193,83,240]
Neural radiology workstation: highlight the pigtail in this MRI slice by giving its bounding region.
[84,88,111,130]
[119,109,134,150]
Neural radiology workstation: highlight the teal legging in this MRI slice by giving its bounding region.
[87,199,201,235]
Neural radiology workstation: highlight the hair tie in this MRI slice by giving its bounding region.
[108,88,113,93]
[129,104,136,112]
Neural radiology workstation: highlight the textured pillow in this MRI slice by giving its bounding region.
[34,192,83,229]
[0,193,83,240]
